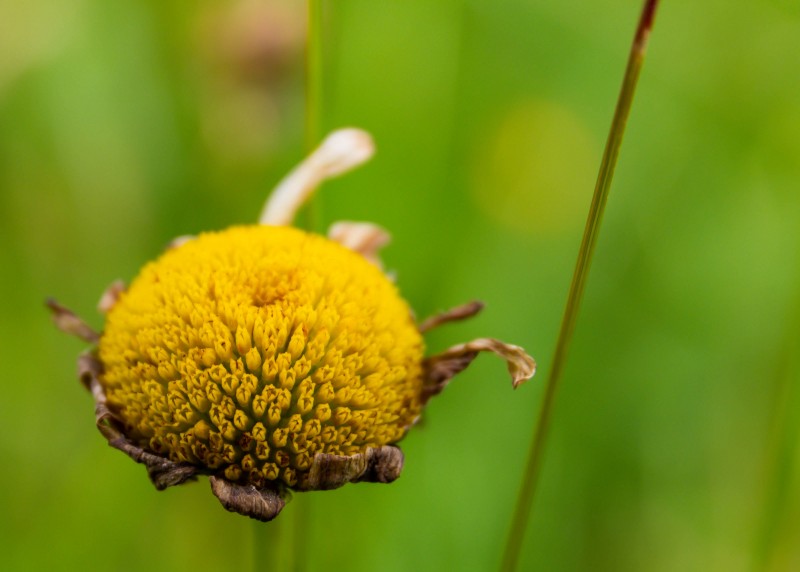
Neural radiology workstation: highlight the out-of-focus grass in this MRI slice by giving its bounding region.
[1,1,799,571]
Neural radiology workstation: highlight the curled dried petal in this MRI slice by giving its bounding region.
[260,128,375,226]
[422,338,536,404]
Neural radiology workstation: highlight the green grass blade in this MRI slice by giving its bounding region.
[751,300,800,571]
[500,1,660,570]
[252,518,283,572]
[304,0,325,233]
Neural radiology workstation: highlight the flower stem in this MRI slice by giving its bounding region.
[270,4,325,571]
[252,519,282,571]
[291,495,308,571]
[304,0,325,233]
[500,2,660,570]
[751,299,800,571]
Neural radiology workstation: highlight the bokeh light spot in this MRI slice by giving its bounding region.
[471,99,598,236]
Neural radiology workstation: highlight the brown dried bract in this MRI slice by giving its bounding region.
[209,476,287,522]
[295,445,404,491]
[209,446,403,520]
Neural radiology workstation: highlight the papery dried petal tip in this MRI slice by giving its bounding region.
[78,351,103,392]
[259,128,375,225]
[166,235,195,250]
[422,338,536,404]
[97,280,126,314]
[328,221,391,268]
[46,299,100,344]
[315,128,375,177]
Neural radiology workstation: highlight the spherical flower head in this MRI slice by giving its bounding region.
[49,128,536,521]
[100,225,423,489]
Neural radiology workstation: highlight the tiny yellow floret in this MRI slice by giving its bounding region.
[99,225,424,488]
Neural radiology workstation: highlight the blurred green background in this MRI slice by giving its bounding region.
[2,0,799,570]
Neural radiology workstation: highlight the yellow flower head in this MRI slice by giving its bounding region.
[49,129,535,521]
[101,225,422,488]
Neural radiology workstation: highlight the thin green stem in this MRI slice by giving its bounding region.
[306,0,323,152]
[500,2,660,570]
[252,518,282,571]
[272,4,326,570]
[751,298,800,571]
[291,494,308,571]
[304,0,325,233]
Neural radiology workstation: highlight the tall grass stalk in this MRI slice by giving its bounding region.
[752,299,800,571]
[304,0,325,233]
[500,1,660,570]
[293,1,328,565]
[251,2,324,569]
[252,518,283,571]
[284,2,327,568]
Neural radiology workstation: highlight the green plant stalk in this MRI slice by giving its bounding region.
[291,494,307,571]
[279,3,326,569]
[306,0,323,153]
[304,0,325,233]
[252,518,282,571]
[251,3,325,570]
[751,299,800,571]
[500,1,660,570]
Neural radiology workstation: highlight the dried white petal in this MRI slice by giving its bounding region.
[259,128,375,226]
[328,221,390,267]
[167,235,195,250]
[97,280,126,314]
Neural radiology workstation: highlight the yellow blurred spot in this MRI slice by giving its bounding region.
[471,99,598,235]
